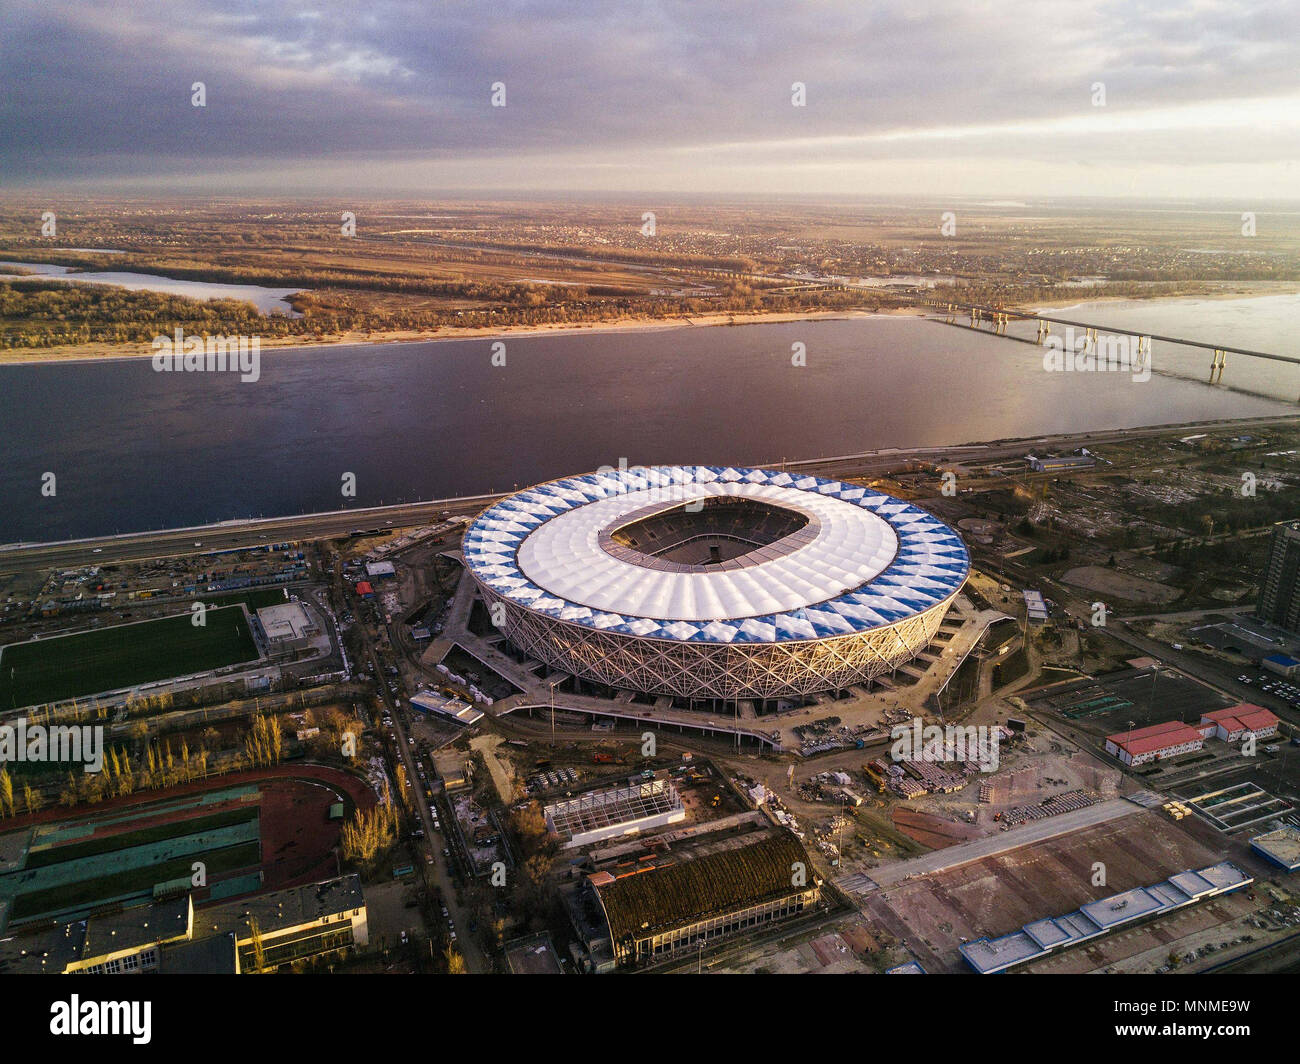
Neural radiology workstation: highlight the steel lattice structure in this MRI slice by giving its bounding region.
[463,465,968,700]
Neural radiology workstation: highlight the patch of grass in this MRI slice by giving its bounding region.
[0,607,259,709]
[202,587,299,611]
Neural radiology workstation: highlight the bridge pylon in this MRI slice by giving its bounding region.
[1209,348,1226,384]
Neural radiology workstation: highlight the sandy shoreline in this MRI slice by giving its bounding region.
[0,307,925,366]
[4,282,1297,365]
[1024,283,1300,312]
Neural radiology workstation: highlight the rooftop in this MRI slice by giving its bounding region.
[1202,704,1279,734]
[463,466,967,643]
[504,932,564,975]
[0,919,87,974]
[961,862,1253,974]
[1080,887,1165,929]
[158,931,239,974]
[1251,826,1300,871]
[82,895,192,957]
[201,875,364,941]
[591,829,811,943]
[1106,719,1203,755]
[257,601,314,641]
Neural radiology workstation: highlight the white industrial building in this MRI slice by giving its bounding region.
[545,778,685,848]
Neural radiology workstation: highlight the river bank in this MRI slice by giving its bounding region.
[0,306,924,366]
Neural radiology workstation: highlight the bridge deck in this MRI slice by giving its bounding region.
[928,299,1300,364]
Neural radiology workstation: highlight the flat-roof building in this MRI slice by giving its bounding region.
[1251,826,1300,872]
[504,932,565,974]
[201,874,368,972]
[1023,589,1049,624]
[1263,653,1300,678]
[256,601,319,652]
[961,862,1252,973]
[0,875,366,975]
[410,690,484,726]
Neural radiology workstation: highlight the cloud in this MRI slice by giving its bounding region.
[1,0,1296,196]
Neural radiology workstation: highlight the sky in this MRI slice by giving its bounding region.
[2,0,1299,199]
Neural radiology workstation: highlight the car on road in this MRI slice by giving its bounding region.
[442,847,451,857]
[92,547,103,553]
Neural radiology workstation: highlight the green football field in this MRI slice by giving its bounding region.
[0,607,260,709]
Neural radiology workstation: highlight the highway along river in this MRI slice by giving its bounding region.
[0,313,1293,542]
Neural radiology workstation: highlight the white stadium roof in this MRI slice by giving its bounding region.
[463,465,968,646]
[517,480,896,621]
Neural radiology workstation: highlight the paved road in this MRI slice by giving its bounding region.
[356,585,489,973]
[841,797,1140,892]
[378,652,488,973]
[0,497,495,575]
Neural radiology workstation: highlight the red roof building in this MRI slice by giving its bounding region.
[1200,704,1279,743]
[1104,720,1204,767]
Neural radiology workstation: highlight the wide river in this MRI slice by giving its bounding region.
[2,306,1297,543]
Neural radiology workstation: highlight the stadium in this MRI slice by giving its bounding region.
[462,465,969,702]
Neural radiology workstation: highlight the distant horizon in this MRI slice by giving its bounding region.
[3,188,1300,209]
